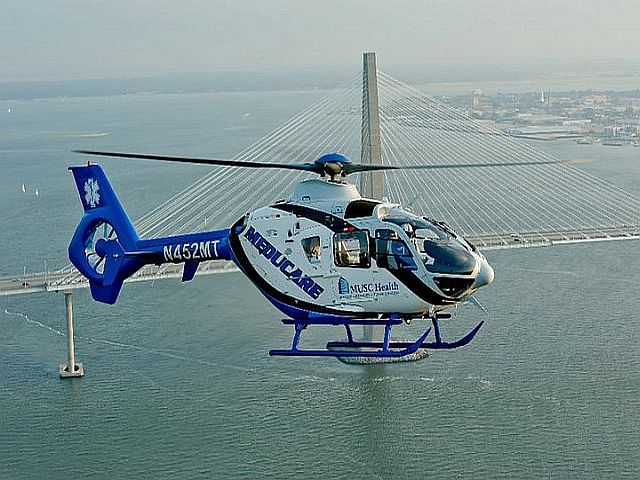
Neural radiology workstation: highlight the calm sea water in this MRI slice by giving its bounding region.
[1,88,639,479]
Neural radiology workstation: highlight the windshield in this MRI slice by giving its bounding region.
[382,208,476,274]
[382,209,454,245]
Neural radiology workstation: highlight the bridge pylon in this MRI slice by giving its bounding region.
[360,52,387,346]
[360,51,384,200]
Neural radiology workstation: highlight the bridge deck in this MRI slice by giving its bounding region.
[467,226,640,250]
[0,261,238,297]
[2,226,638,297]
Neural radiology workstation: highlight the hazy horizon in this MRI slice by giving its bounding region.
[2,1,640,83]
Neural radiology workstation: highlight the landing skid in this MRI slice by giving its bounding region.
[269,315,484,364]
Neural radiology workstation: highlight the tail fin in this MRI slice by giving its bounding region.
[68,163,231,304]
[68,164,144,304]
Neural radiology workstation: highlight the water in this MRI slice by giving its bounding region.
[1,88,639,479]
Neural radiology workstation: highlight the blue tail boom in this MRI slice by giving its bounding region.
[68,163,231,304]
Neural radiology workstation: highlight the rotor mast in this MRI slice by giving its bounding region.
[360,52,384,199]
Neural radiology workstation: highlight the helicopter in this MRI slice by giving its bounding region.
[68,150,560,362]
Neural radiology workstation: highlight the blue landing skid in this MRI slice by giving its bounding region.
[269,316,484,362]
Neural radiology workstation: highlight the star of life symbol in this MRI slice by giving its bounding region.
[84,178,101,208]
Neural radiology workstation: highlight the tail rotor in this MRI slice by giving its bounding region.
[84,221,118,276]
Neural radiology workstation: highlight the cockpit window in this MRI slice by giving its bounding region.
[375,229,418,271]
[422,241,476,274]
[301,236,321,264]
[334,231,370,268]
[381,208,476,275]
[383,213,449,241]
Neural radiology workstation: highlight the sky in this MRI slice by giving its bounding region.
[2,0,640,82]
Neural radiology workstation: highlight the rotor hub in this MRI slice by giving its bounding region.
[314,152,352,181]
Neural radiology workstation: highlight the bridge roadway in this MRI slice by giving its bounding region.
[467,226,640,250]
[0,261,238,297]
[1,226,638,297]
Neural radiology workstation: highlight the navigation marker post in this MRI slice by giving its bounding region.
[59,290,84,378]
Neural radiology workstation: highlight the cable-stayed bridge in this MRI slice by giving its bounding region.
[3,52,640,293]
[2,53,638,374]
[3,50,640,297]
[118,60,640,246]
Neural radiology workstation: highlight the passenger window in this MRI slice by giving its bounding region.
[302,236,321,264]
[333,231,370,268]
[375,229,417,271]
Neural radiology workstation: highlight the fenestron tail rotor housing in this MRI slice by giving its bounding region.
[84,220,117,275]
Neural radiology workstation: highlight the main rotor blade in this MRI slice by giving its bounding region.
[74,150,321,173]
[344,159,566,174]
[75,149,567,176]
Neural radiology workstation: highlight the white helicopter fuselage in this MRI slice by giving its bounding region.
[231,178,494,320]
[67,158,494,359]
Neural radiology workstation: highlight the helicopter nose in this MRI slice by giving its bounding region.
[474,259,495,289]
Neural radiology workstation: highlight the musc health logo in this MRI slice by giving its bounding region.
[84,178,101,208]
[338,277,350,295]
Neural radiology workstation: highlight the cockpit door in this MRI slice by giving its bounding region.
[375,229,418,271]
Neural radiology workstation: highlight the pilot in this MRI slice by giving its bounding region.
[402,223,415,238]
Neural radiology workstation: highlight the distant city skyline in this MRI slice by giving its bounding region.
[2,0,640,82]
